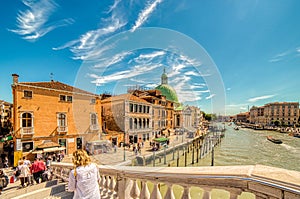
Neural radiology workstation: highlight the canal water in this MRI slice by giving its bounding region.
[151,124,300,172]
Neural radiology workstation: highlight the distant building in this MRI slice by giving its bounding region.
[249,102,299,126]
[249,106,265,124]
[0,100,12,136]
[11,74,102,155]
[236,112,249,123]
[264,102,299,126]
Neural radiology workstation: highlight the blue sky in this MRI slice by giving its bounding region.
[1,0,300,115]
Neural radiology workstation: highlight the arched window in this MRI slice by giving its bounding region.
[91,113,97,125]
[58,113,67,127]
[22,112,32,127]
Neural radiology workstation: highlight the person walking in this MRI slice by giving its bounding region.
[30,158,46,184]
[68,149,100,199]
[0,169,9,195]
[18,160,30,187]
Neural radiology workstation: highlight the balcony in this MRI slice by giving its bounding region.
[90,124,100,131]
[57,126,68,133]
[21,127,34,135]
[51,163,300,199]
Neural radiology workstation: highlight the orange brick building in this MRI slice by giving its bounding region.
[11,74,102,155]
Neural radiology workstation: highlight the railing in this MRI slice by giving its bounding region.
[57,126,68,133]
[21,127,34,135]
[50,163,300,199]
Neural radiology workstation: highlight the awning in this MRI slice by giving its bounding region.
[43,146,66,153]
[153,137,169,143]
[32,146,66,154]
[0,135,13,142]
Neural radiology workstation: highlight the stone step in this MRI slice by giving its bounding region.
[50,190,74,199]
[11,183,66,199]
[2,180,59,199]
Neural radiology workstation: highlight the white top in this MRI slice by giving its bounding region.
[19,165,30,177]
[68,163,100,199]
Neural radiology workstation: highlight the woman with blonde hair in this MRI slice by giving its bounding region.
[68,149,100,199]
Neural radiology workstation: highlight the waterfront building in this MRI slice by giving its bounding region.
[249,106,265,124]
[101,93,152,145]
[264,102,299,126]
[236,112,249,123]
[11,74,102,156]
[249,102,299,126]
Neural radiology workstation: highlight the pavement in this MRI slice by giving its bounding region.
[90,132,193,166]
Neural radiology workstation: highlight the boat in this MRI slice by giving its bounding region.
[267,136,282,144]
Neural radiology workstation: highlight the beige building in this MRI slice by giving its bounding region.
[250,102,299,126]
[264,102,299,126]
[11,74,102,155]
[249,106,265,124]
[101,93,152,145]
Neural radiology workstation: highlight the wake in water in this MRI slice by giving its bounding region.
[280,143,298,153]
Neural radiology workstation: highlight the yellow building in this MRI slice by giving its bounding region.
[11,74,102,155]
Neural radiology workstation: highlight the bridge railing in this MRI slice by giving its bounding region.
[50,162,300,199]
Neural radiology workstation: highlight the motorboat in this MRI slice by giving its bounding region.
[267,136,282,144]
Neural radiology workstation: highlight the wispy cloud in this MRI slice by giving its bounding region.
[54,0,127,60]
[89,63,162,86]
[248,95,275,102]
[205,94,215,100]
[9,0,73,41]
[131,0,163,32]
[134,51,165,64]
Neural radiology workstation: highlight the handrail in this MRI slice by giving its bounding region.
[50,162,300,199]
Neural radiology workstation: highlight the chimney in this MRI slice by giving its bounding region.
[12,74,19,85]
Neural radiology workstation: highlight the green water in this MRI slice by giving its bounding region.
[152,125,300,172]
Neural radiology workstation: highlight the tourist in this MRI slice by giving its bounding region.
[3,156,8,168]
[30,158,46,184]
[18,160,30,187]
[68,149,100,199]
[0,169,9,195]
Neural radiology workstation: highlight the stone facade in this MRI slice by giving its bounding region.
[11,74,102,155]
[249,102,299,126]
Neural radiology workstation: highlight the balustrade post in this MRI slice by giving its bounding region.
[109,176,116,195]
[130,179,141,199]
[118,177,133,199]
[150,182,162,199]
[181,185,191,199]
[140,180,150,199]
[164,183,175,199]
[203,188,211,199]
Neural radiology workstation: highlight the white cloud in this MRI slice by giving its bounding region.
[89,63,162,86]
[9,0,73,41]
[184,71,199,76]
[134,51,165,64]
[248,95,275,102]
[205,94,215,100]
[226,87,231,91]
[131,0,163,32]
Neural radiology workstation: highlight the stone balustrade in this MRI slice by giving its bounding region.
[50,162,300,199]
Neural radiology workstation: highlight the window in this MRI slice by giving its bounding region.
[23,90,32,98]
[67,96,73,102]
[60,95,73,102]
[91,113,97,125]
[60,95,66,101]
[22,112,32,127]
[130,103,133,112]
[58,113,67,127]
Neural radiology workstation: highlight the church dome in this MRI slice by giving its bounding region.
[155,84,179,103]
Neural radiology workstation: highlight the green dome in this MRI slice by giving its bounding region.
[156,84,179,103]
